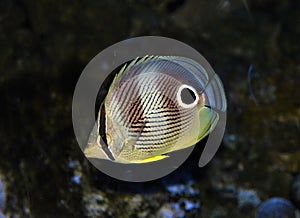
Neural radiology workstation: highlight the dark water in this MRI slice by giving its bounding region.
[0,0,299,217]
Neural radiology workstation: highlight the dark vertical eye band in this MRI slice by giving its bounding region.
[99,103,107,146]
[99,103,115,160]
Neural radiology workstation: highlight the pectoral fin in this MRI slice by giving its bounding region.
[197,106,219,141]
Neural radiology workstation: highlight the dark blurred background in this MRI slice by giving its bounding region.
[0,0,299,217]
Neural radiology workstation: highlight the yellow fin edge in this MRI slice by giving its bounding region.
[130,154,169,163]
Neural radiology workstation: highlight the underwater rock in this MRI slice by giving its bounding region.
[157,202,185,218]
[162,171,199,196]
[157,199,200,218]
[181,199,200,211]
[83,191,109,218]
[0,179,4,211]
[255,197,296,218]
[164,183,199,196]
[210,207,227,218]
[223,134,237,151]
[0,179,5,218]
[0,212,6,218]
[237,189,261,211]
[214,184,237,200]
[291,173,300,209]
[122,194,152,218]
[67,160,82,185]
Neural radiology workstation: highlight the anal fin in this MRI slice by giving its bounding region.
[130,154,169,163]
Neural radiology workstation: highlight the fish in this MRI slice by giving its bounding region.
[84,55,224,164]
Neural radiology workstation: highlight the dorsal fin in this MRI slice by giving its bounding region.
[107,55,161,97]
[118,55,166,77]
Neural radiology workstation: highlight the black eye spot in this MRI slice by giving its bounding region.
[181,87,196,104]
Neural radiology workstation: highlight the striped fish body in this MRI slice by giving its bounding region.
[97,56,219,163]
[106,72,198,162]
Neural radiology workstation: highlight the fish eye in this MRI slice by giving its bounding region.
[177,84,199,108]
